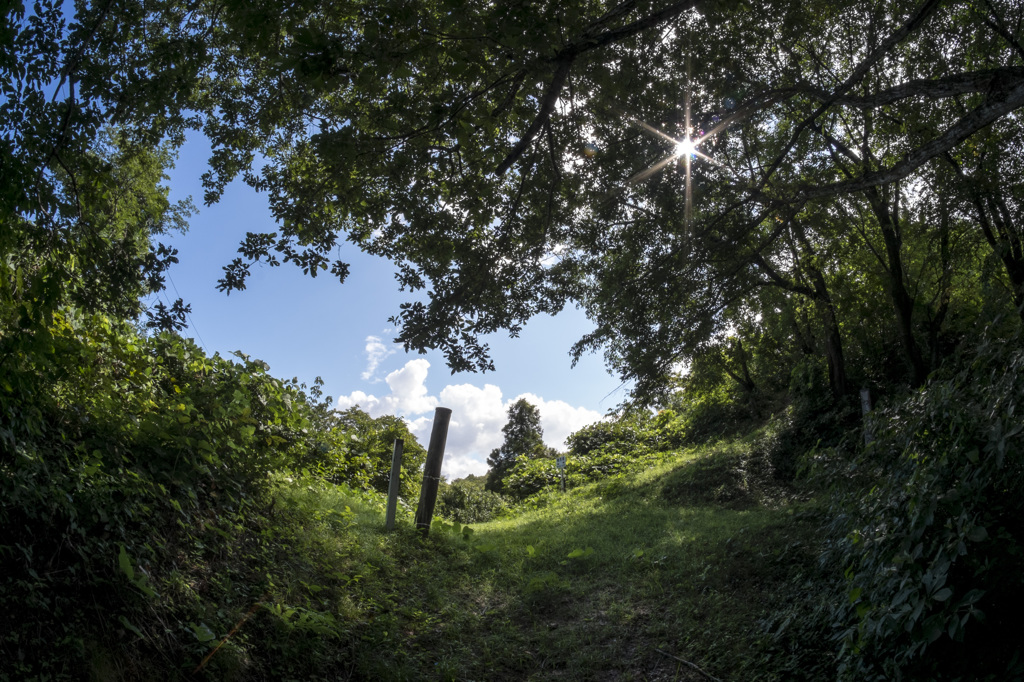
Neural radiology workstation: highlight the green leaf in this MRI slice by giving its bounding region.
[567,547,594,559]
[933,587,953,602]
[189,622,217,643]
[960,588,985,605]
[967,526,988,542]
[119,616,144,639]
[118,545,134,581]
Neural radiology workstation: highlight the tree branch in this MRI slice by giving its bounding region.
[495,58,572,175]
[799,79,1024,201]
[797,66,1024,108]
[654,648,723,682]
[754,0,943,192]
[495,0,700,175]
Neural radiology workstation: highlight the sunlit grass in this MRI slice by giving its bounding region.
[254,438,826,681]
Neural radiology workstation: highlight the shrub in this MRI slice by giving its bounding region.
[819,333,1024,680]
[0,313,336,679]
[435,480,508,523]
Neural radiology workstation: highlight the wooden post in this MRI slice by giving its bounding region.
[384,438,404,531]
[414,407,452,537]
[860,387,874,445]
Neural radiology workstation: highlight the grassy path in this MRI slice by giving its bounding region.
[309,445,826,681]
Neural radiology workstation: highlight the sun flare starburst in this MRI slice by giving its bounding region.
[599,56,745,229]
[674,137,697,159]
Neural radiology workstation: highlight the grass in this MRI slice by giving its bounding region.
[83,438,831,681]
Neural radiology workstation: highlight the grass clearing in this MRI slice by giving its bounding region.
[228,438,830,681]
[65,437,827,680]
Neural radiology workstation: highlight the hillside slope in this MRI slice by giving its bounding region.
[238,440,828,681]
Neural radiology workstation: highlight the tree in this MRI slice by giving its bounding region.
[162,0,1024,398]
[334,407,428,498]
[1,2,196,337]
[486,399,546,493]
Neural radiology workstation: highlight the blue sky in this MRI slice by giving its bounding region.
[155,135,629,478]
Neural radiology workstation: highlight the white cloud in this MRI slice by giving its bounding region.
[440,453,490,480]
[383,359,438,414]
[513,392,603,450]
[335,359,601,479]
[336,359,437,418]
[334,390,382,415]
[360,335,395,381]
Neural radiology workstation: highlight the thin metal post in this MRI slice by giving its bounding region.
[385,438,404,530]
[414,407,452,537]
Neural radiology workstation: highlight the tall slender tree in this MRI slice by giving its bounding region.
[485,399,545,493]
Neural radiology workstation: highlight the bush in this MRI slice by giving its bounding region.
[751,402,859,482]
[435,480,508,523]
[819,333,1024,680]
[503,444,671,500]
[0,313,342,679]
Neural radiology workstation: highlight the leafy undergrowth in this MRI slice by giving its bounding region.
[66,440,826,681]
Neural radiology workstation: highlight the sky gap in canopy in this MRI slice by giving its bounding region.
[154,132,626,479]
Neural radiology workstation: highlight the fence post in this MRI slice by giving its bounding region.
[414,407,452,537]
[860,387,874,445]
[384,438,404,531]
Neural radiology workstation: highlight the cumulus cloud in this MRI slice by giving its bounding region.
[383,359,438,414]
[360,335,395,381]
[335,359,602,479]
[334,389,382,414]
[336,359,438,417]
[512,392,603,450]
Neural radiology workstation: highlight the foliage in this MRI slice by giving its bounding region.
[436,479,509,524]
[8,0,1020,403]
[485,398,546,493]
[3,0,1024,678]
[38,0,1012,406]
[0,311,332,679]
[667,378,763,444]
[505,410,682,499]
[817,330,1024,680]
[0,308,430,680]
[332,406,427,499]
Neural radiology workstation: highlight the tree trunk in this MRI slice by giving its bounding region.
[865,186,929,386]
[791,221,849,398]
[926,205,951,368]
[945,154,1024,321]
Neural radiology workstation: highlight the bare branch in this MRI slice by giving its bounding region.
[654,648,723,682]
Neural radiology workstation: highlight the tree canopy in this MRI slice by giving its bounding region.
[5,0,1024,400]
[3,2,1024,678]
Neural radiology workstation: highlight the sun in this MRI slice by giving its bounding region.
[674,137,697,159]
